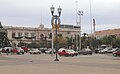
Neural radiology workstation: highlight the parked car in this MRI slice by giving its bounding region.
[21,47,29,53]
[107,48,119,53]
[0,48,2,52]
[29,49,41,54]
[113,50,120,57]
[94,48,103,53]
[78,48,92,55]
[39,48,48,53]
[68,49,78,56]
[58,48,67,52]
[58,49,77,57]
[98,47,112,54]
[12,47,24,54]
[2,47,13,53]
[45,48,55,54]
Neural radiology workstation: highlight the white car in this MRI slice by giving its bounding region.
[67,49,78,56]
[98,47,112,53]
[2,47,13,53]
[45,48,55,54]
[29,49,41,54]
[107,48,119,53]
[0,48,2,52]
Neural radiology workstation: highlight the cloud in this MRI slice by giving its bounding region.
[0,0,120,33]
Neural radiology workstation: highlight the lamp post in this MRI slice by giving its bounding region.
[78,11,83,51]
[50,5,62,61]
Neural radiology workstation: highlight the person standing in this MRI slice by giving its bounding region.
[10,48,13,55]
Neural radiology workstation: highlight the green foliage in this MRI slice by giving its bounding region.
[100,35,116,45]
[18,35,120,49]
[27,42,40,48]
[18,42,27,47]
[99,35,120,48]
[113,37,120,48]
[100,36,110,44]
[66,37,72,48]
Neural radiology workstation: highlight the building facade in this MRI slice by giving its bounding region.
[95,28,120,39]
[4,24,80,46]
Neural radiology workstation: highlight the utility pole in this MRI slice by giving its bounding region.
[93,18,96,38]
[78,11,83,51]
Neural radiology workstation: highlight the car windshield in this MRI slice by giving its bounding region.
[66,50,74,52]
[84,49,91,51]
[16,47,21,50]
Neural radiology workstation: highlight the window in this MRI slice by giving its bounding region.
[58,34,62,37]
[40,34,44,40]
[49,33,52,39]
[24,32,29,37]
[18,32,22,37]
[31,33,35,37]
[12,32,15,38]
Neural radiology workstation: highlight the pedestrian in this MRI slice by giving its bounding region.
[10,48,13,55]
[0,48,1,55]
[6,48,9,55]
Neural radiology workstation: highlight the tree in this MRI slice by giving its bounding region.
[66,37,72,48]
[100,35,116,46]
[82,33,88,41]
[100,36,110,44]
[27,42,40,48]
[56,35,66,48]
[91,39,101,49]
[18,42,27,47]
[114,37,120,48]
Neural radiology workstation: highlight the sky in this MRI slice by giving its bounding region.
[0,0,120,33]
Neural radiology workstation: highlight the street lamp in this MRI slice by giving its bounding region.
[50,5,62,61]
[78,11,83,51]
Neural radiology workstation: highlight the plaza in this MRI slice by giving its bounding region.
[0,53,120,74]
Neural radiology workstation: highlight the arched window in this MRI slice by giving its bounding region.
[12,32,15,38]
[49,33,52,39]
[40,34,44,40]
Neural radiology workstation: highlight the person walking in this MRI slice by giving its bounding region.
[6,48,9,55]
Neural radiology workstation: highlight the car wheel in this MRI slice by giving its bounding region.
[113,54,117,57]
[71,54,74,57]
[75,54,77,56]
[90,53,92,55]
[22,52,24,54]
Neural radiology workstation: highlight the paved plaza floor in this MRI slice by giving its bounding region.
[0,53,120,74]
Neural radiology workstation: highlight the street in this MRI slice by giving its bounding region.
[0,53,120,74]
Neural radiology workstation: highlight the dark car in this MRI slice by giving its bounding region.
[113,50,120,57]
[39,48,48,53]
[78,48,92,55]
